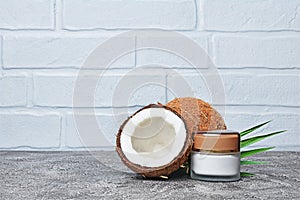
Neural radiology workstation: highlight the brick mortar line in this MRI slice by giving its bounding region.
[0,31,300,40]
[2,29,300,34]
[0,36,3,74]
[0,105,300,110]
[2,67,300,71]
[58,114,63,149]
[0,145,299,151]
[1,106,298,112]
[193,0,198,30]
[2,67,300,72]
[54,0,58,31]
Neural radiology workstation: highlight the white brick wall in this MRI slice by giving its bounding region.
[168,73,300,106]
[3,36,135,69]
[0,113,61,149]
[62,0,196,30]
[213,35,300,68]
[65,112,128,148]
[0,0,54,30]
[200,0,300,31]
[0,0,299,151]
[136,34,209,68]
[33,73,166,107]
[0,76,27,106]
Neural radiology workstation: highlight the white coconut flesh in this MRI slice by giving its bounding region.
[120,107,187,168]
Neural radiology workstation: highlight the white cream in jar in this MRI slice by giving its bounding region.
[190,130,240,182]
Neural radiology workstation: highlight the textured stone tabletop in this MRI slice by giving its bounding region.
[1,151,299,199]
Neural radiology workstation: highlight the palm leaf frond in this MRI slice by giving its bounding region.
[241,130,286,148]
[240,160,268,165]
[240,120,271,137]
[241,147,274,158]
[240,172,255,177]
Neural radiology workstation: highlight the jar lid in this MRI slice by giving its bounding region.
[193,130,240,152]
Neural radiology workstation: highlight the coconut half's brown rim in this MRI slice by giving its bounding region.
[115,103,193,177]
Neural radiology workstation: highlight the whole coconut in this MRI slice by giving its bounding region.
[166,97,226,134]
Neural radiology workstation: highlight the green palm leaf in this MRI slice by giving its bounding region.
[239,121,286,177]
[241,147,274,158]
[241,130,286,148]
[240,172,255,177]
[240,120,271,137]
[240,160,268,165]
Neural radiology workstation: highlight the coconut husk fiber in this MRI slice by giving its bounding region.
[166,97,226,134]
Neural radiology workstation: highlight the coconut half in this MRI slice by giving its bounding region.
[116,104,192,177]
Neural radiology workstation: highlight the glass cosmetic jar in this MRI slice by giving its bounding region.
[190,130,240,182]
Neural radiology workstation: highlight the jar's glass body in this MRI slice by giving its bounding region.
[190,151,240,182]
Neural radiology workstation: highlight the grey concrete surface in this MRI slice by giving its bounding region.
[0,151,299,200]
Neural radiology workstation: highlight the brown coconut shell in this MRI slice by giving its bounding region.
[116,104,193,178]
[166,97,227,134]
